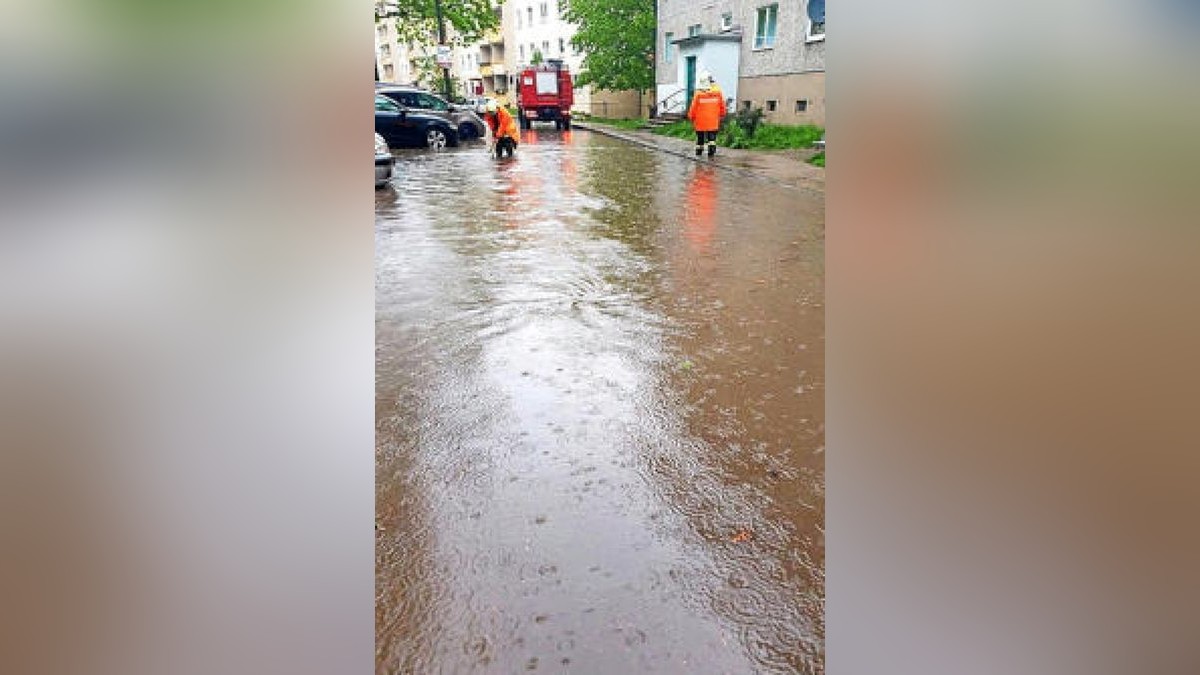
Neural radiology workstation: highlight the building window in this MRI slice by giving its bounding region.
[519,45,525,60]
[796,99,809,113]
[664,32,674,63]
[720,13,733,31]
[742,100,752,111]
[755,4,778,49]
[688,23,702,37]
[807,0,825,41]
[540,2,548,21]
[559,38,565,54]
[542,40,550,56]
[517,11,522,28]
[766,99,778,112]
[383,64,394,80]
[527,6,533,25]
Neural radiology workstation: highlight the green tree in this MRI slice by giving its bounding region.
[561,0,654,91]
[376,0,501,48]
[531,50,544,65]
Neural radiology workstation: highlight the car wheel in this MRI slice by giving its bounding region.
[426,128,448,150]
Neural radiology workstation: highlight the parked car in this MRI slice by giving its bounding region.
[375,133,394,188]
[375,85,487,140]
[375,94,458,150]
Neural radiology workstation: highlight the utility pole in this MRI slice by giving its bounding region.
[433,0,454,100]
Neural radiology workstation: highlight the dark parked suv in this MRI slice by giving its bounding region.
[375,95,458,150]
[375,85,487,140]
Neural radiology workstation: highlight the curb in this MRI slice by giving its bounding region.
[571,121,821,193]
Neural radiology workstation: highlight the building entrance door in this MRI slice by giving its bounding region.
[685,56,697,111]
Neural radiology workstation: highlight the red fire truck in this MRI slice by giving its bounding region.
[516,60,574,130]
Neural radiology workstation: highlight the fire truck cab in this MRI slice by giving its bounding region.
[517,60,574,131]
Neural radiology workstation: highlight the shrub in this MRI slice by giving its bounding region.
[732,107,766,137]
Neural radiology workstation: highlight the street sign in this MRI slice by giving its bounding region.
[436,45,452,69]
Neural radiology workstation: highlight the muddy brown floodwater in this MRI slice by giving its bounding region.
[376,129,824,674]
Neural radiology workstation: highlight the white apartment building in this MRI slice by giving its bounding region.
[501,0,592,112]
[375,2,479,100]
[375,18,414,85]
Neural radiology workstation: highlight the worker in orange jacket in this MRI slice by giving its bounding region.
[687,73,727,158]
[483,101,519,158]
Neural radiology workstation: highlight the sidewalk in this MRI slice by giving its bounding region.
[571,121,825,194]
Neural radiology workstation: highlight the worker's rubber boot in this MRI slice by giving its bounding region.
[695,146,704,157]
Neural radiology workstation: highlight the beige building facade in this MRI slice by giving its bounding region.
[656,0,824,126]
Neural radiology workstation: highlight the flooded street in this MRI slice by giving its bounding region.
[376,129,824,674]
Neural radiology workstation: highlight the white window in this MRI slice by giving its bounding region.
[720,13,733,31]
[688,23,702,37]
[559,38,565,54]
[755,4,778,49]
[517,11,522,28]
[540,2,548,22]
[520,45,525,60]
[664,32,674,63]
[527,6,533,24]
[806,0,825,41]
[542,40,550,58]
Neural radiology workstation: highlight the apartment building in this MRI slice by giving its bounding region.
[656,0,824,126]
[374,17,414,85]
[475,4,511,106]
[501,0,593,111]
[374,2,479,99]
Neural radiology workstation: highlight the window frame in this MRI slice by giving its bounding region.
[806,0,825,43]
[754,4,779,50]
[720,13,733,31]
[687,23,702,38]
[664,31,674,63]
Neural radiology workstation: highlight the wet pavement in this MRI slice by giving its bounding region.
[376,129,824,674]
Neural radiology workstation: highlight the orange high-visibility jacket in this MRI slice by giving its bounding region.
[687,89,727,132]
[488,107,519,140]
